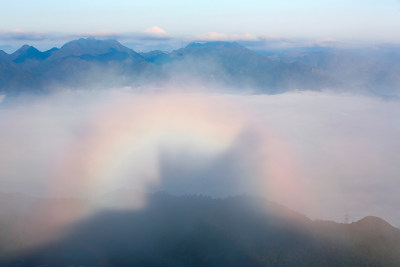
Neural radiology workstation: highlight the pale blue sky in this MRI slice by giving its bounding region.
[0,0,399,51]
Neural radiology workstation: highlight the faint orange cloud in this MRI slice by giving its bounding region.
[144,26,170,37]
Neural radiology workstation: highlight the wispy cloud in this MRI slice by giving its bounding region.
[79,27,172,41]
[0,27,172,42]
[0,29,55,41]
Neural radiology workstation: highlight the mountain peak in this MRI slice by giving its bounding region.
[170,41,253,60]
[10,45,46,63]
[355,216,395,228]
[46,38,145,63]
[351,216,400,238]
[71,37,120,47]
[18,44,31,51]
[13,44,39,54]
[57,38,131,57]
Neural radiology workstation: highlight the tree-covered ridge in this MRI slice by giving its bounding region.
[1,192,399,266]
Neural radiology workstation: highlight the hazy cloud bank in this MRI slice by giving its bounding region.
[0,88,399,226]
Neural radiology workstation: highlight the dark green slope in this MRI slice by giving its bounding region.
[2,193,399,267]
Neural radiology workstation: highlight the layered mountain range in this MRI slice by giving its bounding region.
[1,192,399,266]
[1,38,399,96]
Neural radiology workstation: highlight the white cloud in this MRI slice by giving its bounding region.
[0,29,53,41]
[144,26,170,37]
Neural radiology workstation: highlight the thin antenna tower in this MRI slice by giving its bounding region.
[344,210,349,224]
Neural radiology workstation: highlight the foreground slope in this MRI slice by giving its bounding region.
[1,193,399,266]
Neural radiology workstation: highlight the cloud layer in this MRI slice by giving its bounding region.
[0,89,399,227]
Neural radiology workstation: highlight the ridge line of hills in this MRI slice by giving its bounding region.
[1,191,400,266]
[1,37,399,97]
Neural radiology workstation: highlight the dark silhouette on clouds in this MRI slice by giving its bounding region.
[0,91,399,226]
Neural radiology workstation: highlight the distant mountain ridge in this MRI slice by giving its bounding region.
[0,192,399,266]
[10,45,53,63]
[163,41,336,93]
[48,38,145,61]
[0,38,399,97]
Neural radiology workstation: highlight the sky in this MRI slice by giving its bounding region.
[0,0,399,52]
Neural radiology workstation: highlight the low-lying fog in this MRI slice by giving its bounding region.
[0,87,399,226]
